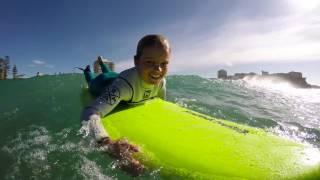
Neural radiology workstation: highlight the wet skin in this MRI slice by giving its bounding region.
[101,138,144,176]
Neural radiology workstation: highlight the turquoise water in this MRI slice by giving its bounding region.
[0,74,319,179]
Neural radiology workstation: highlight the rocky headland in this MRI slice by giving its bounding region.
[217,70,319,89]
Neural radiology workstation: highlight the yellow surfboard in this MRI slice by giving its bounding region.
[101,98,320,179]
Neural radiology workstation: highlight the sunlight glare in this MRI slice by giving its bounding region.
[289,0,320,12]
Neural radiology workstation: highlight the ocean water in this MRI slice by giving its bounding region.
[0,74,319,179]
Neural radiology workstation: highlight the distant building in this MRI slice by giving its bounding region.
[262,71,269,75]
[288,71,302,79]
[93,56,115,73]
[218,69,227,79]
[234,73,247,79]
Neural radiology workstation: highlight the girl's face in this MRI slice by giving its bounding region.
[135,46,170,85]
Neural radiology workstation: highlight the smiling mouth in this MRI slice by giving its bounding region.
[150,74,161,80]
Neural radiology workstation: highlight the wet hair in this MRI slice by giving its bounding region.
[134,34,171,60]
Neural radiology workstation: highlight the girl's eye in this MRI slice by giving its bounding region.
[146,61,154,65]
[161,62,168,67]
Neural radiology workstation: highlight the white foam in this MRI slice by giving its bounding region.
[80,157,114,180]
[2,125,108,178]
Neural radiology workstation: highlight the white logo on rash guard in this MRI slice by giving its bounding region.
[143,90,151,99]
[99,86,120,105]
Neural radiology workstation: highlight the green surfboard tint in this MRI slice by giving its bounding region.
[102,99,320,179]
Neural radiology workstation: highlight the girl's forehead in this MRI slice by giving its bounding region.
[141,46,170,57]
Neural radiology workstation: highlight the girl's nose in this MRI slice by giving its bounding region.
[153,64,162,71]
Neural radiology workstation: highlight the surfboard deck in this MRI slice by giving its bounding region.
[101,98,320,179]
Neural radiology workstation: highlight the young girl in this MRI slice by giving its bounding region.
[81,34,171,175]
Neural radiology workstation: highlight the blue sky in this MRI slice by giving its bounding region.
[1,0,320,85]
